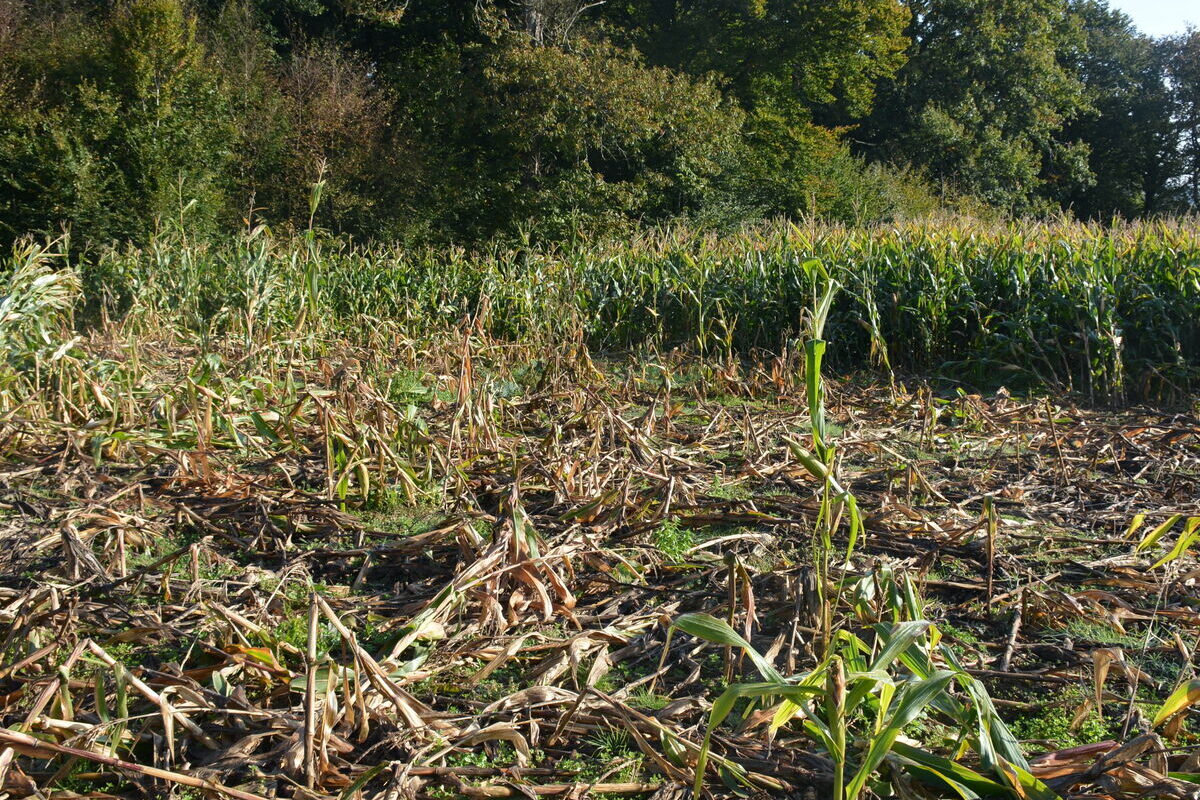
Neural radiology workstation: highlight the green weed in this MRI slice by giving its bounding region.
[652,518,694,562]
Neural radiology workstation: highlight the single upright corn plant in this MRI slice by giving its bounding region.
[784,260,862,652]
[673,568,1055,800]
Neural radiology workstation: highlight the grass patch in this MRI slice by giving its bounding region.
[652,518,694,562]
[1007,689,1120,756]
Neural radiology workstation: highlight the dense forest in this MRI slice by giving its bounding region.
[0,0,1198,245]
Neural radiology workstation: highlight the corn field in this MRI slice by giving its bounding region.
[77,217,1200,404]
[0,222,1199,800]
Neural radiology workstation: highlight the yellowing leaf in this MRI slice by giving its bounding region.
[1124,513,1146,539]
[1154,679,1200,730]
[1137,514,1183,552]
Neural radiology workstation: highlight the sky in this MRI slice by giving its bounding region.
[1109,0,1196,37]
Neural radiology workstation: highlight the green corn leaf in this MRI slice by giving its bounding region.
[846,671,956,799]
[845,493,862,563]
[94,672,109,723]
[870,621,933,672]
[250,411,283,445]
[805,338,829,458]
[694,681,823,796]
[967,677,1029,771]
[672,613,784,683]
[1168,773,1200,784]
[940,645,1029,771]
[1124,513,1146,539]
[114,662,128,718]
[890,741,1010,798]
[995,758,1059,800]
[339,763,387,800]
[660,729,689,767]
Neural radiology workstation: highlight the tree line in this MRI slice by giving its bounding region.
[1,0,1198,245]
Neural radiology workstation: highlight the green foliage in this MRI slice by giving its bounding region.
[586,727,645,781]
[109,0,236,228]
[672,580,1050,800]
[0,0,936,244]
[265,40,396,232]
[602,0,911,121]
[394,32,745,241]
[50,218,1200,403]
[0,0,397,243]
[600,0,926,224]
[270,615,339,660]
[1172,29,1200,208]
[724,111,940,223]
[1008,689,1117,754]
[0,0,1195,243]
[0,240,80,367]
[1058,4,1183,217]
[866,0,1093,214]
[652,519,695,563]
[0,0,234,241]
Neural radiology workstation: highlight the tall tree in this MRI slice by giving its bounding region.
[386,6,746,241]
[601,0,910,120]
[864,0,1091,213]
[0,0,234,242]
[1060,2,1181,217]
[596,0,913,218]
[106,0,235,230]
[1171,29,1200,208]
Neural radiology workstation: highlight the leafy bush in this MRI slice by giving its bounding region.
[393,33,746,242]
[0,0,234,242]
